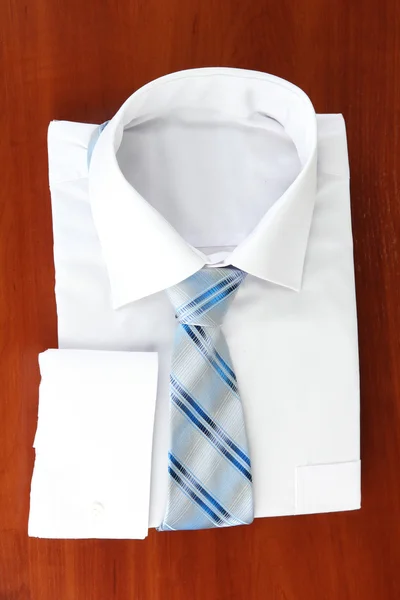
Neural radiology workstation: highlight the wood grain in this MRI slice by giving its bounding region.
[1,0,400,598]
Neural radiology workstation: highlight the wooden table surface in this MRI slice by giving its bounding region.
[1,0,400,598]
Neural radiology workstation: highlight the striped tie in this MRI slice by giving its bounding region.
[159,267,254,531]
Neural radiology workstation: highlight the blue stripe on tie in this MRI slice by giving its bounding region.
[187,280,243,322]
[177,271,243,319]
[182,324,238,395]
[195,326,237,382]
[214,351,236,382]
[168,466,223,525]
[169,453,236,523]
[177,272,239,318]
[171,392,252,482]
[171,376,251,468]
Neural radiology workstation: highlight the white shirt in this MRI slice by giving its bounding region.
[30,68,360,538]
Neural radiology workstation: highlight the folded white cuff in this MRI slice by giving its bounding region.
[29,349,158,540]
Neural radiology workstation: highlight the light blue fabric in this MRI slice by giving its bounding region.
[159,267,254,530]
[87,121,109,168]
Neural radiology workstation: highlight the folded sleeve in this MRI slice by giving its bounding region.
[29,349,158,540]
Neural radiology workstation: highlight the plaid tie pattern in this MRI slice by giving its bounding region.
[159,267,254,530]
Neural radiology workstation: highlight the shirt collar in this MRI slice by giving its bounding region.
[89,68,317,309]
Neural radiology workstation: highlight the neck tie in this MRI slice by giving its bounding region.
[159,267,254,531]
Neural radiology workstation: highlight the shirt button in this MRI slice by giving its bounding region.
[91,502,105,517]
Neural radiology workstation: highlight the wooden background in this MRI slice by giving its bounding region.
[1,0,400,598]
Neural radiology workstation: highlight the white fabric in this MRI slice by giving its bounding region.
[295,461,361,515]
[89,70,317,307]
[37,68,360,536]
[29,350,158,539]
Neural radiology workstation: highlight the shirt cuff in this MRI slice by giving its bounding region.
[29,349,158,539]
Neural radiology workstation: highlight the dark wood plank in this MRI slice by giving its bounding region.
[1,0,400,598]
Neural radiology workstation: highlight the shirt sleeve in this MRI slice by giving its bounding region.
[28,349,158,539]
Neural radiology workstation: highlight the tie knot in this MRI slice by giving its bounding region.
[167,267,246,327]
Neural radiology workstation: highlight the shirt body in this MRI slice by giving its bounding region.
[48,69,360,528]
